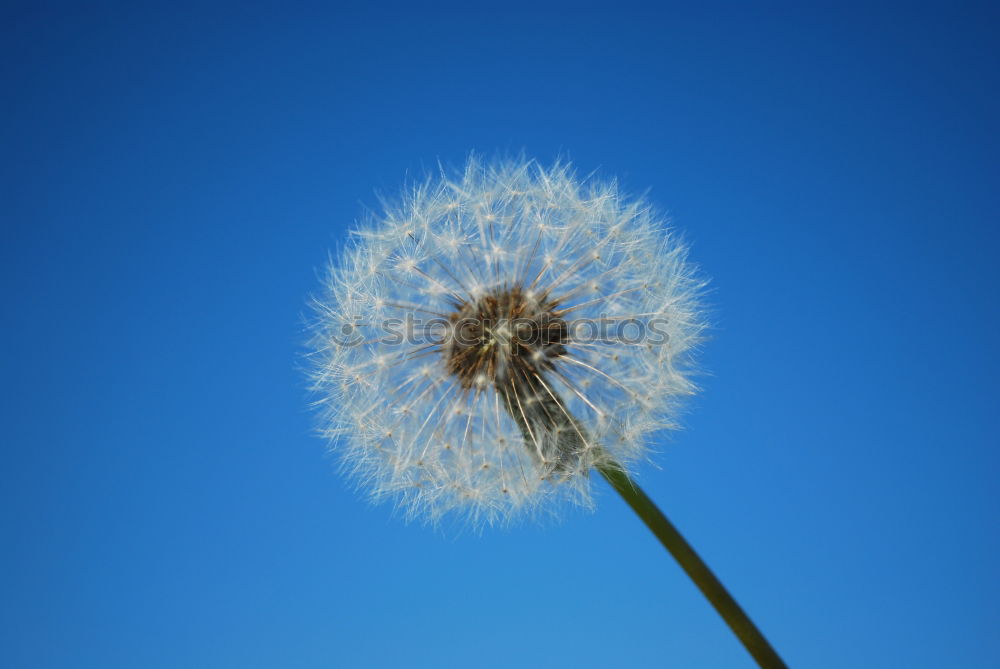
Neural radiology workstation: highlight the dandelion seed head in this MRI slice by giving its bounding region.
[308,156,704,527]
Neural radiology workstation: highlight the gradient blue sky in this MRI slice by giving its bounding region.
[3,3,998,668]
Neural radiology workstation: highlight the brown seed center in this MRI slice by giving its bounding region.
[444,285,567,390]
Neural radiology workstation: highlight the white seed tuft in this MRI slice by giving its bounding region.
[307,156,704,527]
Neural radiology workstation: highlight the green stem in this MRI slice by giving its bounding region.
[596,462,788,669]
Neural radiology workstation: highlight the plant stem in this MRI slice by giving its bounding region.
[596,462,788,669]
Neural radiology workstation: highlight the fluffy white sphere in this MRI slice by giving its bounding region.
[308,156,704,526]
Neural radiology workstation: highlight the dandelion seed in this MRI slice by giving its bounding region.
[307,155,703,526]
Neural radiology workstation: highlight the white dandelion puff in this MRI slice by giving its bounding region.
[305,156,789,668]
[307,156,704,526]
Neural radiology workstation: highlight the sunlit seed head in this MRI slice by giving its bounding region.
[308,155,705,527]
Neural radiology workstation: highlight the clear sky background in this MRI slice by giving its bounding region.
[3,3,998,668]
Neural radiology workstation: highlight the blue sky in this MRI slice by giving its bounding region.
[3,3,998,667]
